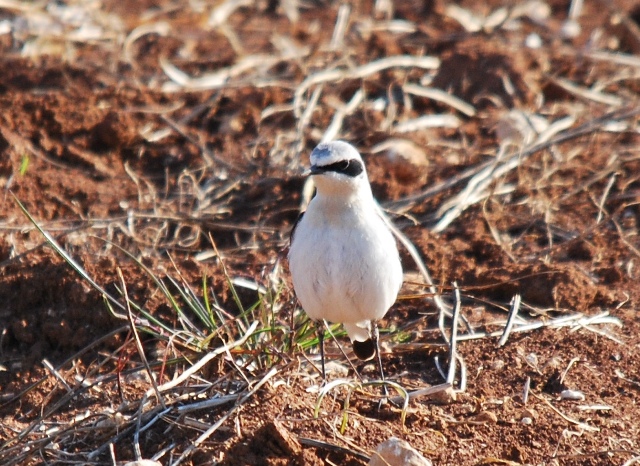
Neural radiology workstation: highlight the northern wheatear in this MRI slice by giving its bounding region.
[288,140,403,384]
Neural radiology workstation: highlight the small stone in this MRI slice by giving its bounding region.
[520,408,537,420]
[430,385,457,404]
[473,411,498,424]
[496,110,548,146]
[525,353,539,368]
[525,33,543,49]
[369,437,432,466]
[490,359,505,371]
[560,389,586,401]
[323,360,349,377]
[560,20,581,39]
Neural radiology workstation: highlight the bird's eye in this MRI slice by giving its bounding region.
[318,158,363,177]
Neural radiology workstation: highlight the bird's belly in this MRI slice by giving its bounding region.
[289,225,401,325]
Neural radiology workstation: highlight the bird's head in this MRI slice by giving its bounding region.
[308,141,371,198]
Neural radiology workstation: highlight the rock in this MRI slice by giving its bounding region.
[430,385,457,404]
[369,437,432,466]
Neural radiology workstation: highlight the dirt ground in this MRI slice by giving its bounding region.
[1,0,639,465]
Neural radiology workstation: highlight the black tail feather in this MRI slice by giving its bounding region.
[352,338,376,361]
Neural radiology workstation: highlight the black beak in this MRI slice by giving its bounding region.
[309,165,325,175]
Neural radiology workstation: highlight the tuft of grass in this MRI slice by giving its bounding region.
[12,192,311,371]
[7,194,307,464]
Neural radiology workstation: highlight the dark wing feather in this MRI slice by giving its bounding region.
[289,210,305,246]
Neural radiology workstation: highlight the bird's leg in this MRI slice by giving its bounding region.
[316,322,326,382]
[372,322,389,398]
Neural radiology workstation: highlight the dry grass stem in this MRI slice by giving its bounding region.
[550,77,624,106]
[118,268,166,409]
[533,392,599,433]
[208,0,253,28]
[446,283,462,387]
[523,376,531,405]
[389,382,453,405]
[596,173,617,224]
[145,321,258,399]
[0,0,43,12]
[434,144,517,233]
[403,83,476,117]
[622,455,640,466]
[497,294,521,347]
[394,114,461,133]
[41,359,72,394]
[298,437,371,462]
[123,22,171,63]
[294,55,439,117]
[329,3,351,51]
[582,49,640,68]
[321,89,365,142]
[169,367,278,466]
[457,311,622,343]
[175,394,240,414]
[161,55,284,91]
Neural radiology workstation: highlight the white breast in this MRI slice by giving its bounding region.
[288,195,403,342]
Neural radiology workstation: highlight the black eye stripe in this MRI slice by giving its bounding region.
[314,159,363,177]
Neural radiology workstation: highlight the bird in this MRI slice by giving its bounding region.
[288,140,403,386]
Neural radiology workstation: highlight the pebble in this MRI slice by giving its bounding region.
[560,389,586,401]
[369,437,432,466]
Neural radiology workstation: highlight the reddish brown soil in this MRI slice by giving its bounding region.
[1,1,639,465]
